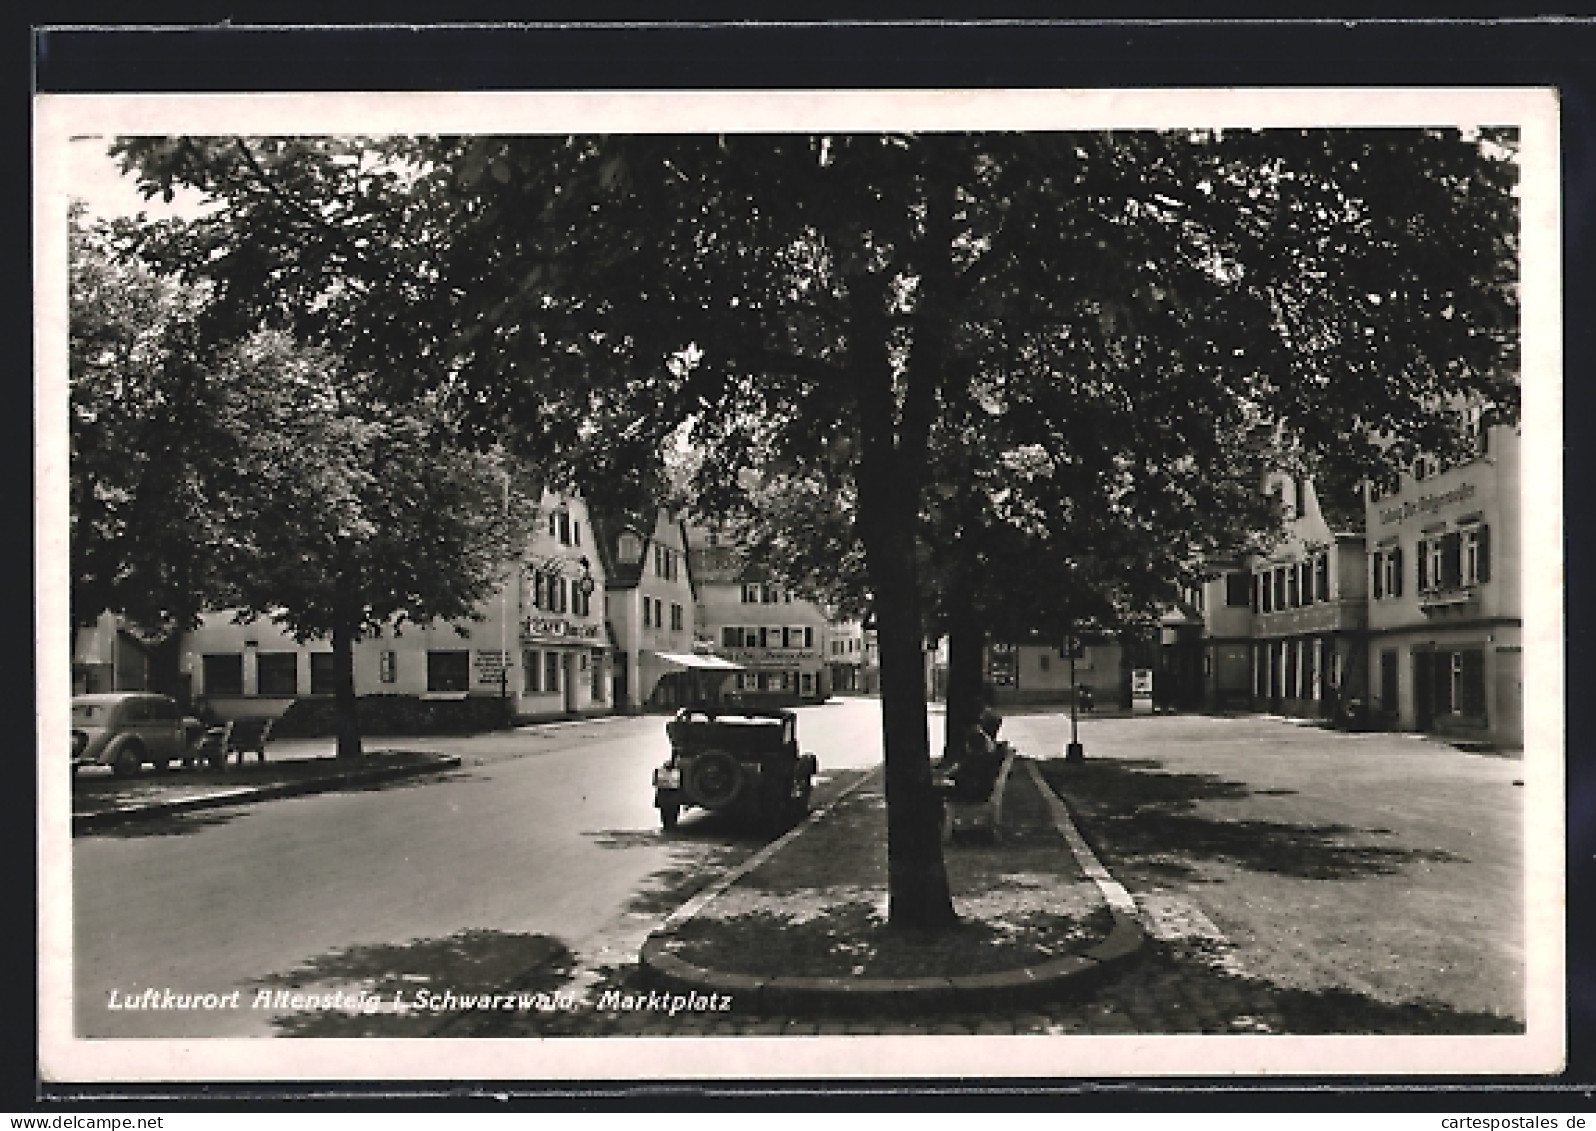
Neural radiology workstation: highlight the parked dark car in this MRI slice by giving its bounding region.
[71,692,214,776]
[652,707,818,832]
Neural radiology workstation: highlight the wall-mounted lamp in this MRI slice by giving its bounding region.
[577,556,596,598]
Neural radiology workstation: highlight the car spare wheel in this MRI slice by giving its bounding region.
[684,751,743,807]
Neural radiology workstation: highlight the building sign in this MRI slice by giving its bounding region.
[521,617,602,643]
[721,649,816,668]
[988,645,1018,686]
[474,650,509,685]
[1378,482,1476,526]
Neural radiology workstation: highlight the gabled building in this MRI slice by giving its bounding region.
[176,490,613,724]
[591,508,707,711]
[1240,471,1370,720]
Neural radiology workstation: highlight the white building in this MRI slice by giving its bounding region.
[686,526,833,706]
[1362,424,1522,746]
[591,509,710,711]
[177,490,613,724]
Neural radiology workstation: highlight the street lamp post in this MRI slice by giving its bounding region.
[1065,628,1085,763]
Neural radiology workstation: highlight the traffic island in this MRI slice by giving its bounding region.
[638,759,1147,1015]
[71,750,463,832]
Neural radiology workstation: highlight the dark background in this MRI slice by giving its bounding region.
[23,7,1596,1113]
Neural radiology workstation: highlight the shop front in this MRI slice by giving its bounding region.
[517,615,609,721]
[717,646,827,707]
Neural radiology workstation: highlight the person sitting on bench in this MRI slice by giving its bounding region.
[937,712,1006,802]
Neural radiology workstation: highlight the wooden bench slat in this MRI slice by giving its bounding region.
[941,743,1018,844]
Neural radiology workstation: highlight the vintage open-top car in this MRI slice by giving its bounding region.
[652,707,818,832]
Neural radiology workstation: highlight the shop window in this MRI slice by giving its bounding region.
[723,626,741,648]
[743,627,760,647]
[310,652,339,695]
[203,654,244,696]
[427,650,470,693]
[544,651,561,693]
[590,654,604,699]
[524,650,541,692]
[255,653,299,696]
[1380,650,1399,707]
[1459,650,1486,717]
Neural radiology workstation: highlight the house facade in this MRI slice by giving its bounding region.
[177,491,613,723]
[1241,471,1370,721]
[686,527,833,706]
[592,509,706,711]
[1361,425,1522,746]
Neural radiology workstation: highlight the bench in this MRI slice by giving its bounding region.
[939,741,1019,844]
[195,718,275,768]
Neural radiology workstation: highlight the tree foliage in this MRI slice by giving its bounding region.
[113,127,1520,926]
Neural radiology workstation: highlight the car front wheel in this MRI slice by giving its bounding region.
[112,744,143,778]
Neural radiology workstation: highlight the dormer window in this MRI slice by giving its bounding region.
[618,532,643,564]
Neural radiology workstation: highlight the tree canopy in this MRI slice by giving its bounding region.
[112,126,1520,926]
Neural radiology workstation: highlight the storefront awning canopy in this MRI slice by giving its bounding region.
[651,651,746,672]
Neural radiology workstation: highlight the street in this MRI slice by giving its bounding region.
[71,700,888,1037]
[70,700,1534,1038]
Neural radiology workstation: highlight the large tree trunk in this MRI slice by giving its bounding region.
[330,616,363,761]
[942,566,987,761]
[850,265,958,933]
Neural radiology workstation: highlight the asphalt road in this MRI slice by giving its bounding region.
[71,698,890,1038]
[69,701,1535,1039]
[1006,710,1532,1025]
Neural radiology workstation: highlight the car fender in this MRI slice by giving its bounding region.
[97,732,141,765]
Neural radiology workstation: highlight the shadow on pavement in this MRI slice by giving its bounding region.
[76,809,247,839]
[1038,759,1465,883]
[1089,940,1524,1036]
[254,928,577,1037]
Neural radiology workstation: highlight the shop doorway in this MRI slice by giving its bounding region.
[1413,651,1434,731]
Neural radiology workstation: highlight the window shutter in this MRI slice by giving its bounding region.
[1442,532,1462,589]
[1478,525,1492,583]
[1391,547,1403,597]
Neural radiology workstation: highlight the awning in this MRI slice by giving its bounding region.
[650,651,746,672]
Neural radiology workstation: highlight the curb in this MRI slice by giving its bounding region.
[71,754,464,832]
[638,756,1146,1015]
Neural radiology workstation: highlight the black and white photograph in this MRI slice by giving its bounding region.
[34,78,1564,1087]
